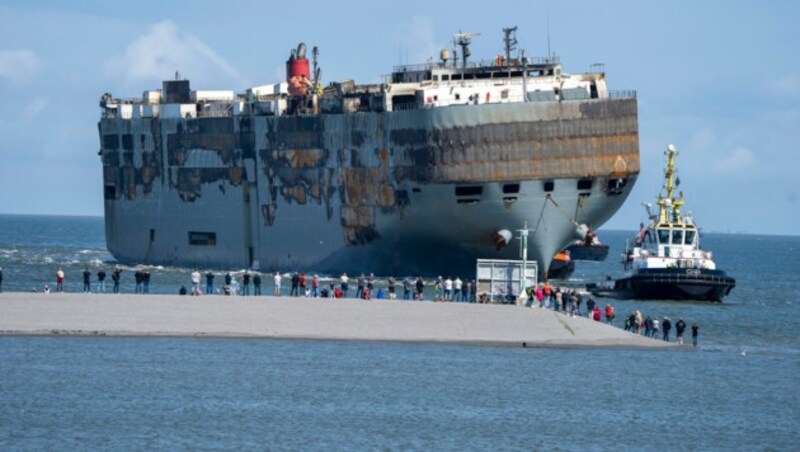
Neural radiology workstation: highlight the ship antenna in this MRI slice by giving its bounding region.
[453,31,481,68]
[546,2,552,58]
[502,26,518,67]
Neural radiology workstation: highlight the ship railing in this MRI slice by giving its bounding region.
[608,90,637,99]
[392,56,560,73]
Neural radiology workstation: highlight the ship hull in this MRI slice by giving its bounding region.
[99,98,639,277]
[591,268,736,302]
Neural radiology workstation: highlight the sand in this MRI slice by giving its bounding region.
[0,292,676,349]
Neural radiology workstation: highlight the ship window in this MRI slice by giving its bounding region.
[672,229,684,245]
[412,187,421,193]
[657,229,669,244]
[464,73,474,80]
[122,134,134,151]
[543,181,554,192]
[455,186,483,196]
[455,93,461,100]
[103,134,119,150]
[442,74,450,81]
[452,74,462,81]
[432,75,439,81]
[392,94,416,110]
[503,183,520,194]
[577,178,593,190]
[510,71,523,77]
[103,185,116,200]
[476,73,491,79]
[188,231,217,246]
[685,230,696,245]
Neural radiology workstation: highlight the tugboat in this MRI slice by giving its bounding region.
[547,250,576,280]
[589,144,735,301]
[564,227,610,261]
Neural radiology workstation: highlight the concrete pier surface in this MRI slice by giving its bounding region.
[0,293,674,349]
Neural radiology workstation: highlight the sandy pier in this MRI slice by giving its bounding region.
[0,292,675,349]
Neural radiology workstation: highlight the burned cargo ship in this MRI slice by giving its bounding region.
[98,28,639,277]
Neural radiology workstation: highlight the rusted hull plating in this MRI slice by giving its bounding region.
[99,98,639,276]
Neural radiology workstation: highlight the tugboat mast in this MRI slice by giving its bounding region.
[657,144,685,225]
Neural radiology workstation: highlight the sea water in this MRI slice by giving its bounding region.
[0,214,798,449]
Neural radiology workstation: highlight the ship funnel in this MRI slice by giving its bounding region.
[287,42,312,96]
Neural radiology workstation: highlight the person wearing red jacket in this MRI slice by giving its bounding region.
[604,304,615,325]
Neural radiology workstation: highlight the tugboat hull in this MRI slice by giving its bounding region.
[602,268,736,302]
[564,243,610,261]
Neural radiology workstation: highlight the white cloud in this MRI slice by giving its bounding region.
[104,20,246,88]
[22,97,48,119]
[0,49,43,83]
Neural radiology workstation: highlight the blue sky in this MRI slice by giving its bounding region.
[0,0,798,235]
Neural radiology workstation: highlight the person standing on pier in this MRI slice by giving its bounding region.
[55,267,65,292]
[543,282,553,308]
[415,277,424,300]
[242,271,251,296]
[112,267,121,293]
[387,276,396,300]
[675,318,687,344]
[586,296,596,317]
[191,269,201,295]
[356,273,365,299]
[0,267,4,293]
[291,272,300,296]
[224,272,232,294]
[662,317,672,342]
[311,274,319,297]
[205,271,215,294]
[692,323,699,347]
[273,272,282,296]
[82,267,91,293]
[134,269,143,293]
[604,304,615,325]
[299,273,307,297]
[367,273,375,294]
[340,272,349,298]
[403,277,412,300]
[253,272,262,295]
[97,268,106,293]
[143,270,150,294]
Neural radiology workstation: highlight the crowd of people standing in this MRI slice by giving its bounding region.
[3,265,700,345]
[525,282,700,346]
